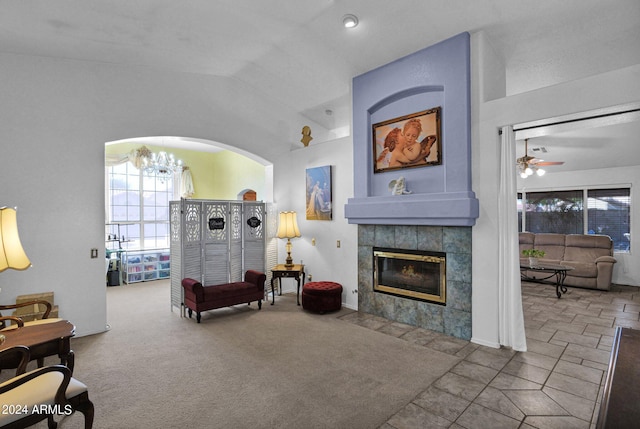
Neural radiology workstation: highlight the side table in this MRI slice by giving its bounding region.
[271,264,305,305]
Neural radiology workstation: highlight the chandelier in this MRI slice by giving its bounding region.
[139,146,183,183]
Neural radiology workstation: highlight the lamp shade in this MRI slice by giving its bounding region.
[0,207,31,272]
[276,211,301,239]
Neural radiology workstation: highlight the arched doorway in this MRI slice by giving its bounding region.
[104,136,273,287]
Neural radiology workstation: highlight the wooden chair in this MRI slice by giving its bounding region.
[0,346,94,429]
[0,300,56,330]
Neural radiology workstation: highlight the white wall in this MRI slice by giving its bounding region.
[471,30,640,348]
[272,137,359,309]
[518,166,639,287]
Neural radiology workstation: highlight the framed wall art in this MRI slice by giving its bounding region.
[372,106,442,173]
[305,165,332,220]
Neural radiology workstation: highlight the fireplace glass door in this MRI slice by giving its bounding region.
[373,247,446,304]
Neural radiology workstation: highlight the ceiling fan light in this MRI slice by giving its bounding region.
[536,168,546,176]
[524,167,533,176]
[520,171,528,179]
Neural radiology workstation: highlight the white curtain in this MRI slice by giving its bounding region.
[498,126,527,351]
[105,146,150,168]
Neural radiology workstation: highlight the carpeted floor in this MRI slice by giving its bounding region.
[41,280,459,428]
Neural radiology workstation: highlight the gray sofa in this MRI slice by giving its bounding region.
[519,232,617,291]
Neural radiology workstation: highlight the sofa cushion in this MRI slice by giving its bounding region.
[565,234,613,250]
[519,232,535,256]
[533,233,566,261]
[564,234,613,263]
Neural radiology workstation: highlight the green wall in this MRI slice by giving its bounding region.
[106,142,266,200]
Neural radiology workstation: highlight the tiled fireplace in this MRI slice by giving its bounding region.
[357,224,472,340]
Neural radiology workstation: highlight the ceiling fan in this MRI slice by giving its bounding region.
[516,139,564,178]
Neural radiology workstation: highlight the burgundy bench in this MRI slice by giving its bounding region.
[182,270,266,323]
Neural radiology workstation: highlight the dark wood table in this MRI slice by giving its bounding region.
[0,319,76,374]
[270,264,305,305]
[520,263,574,298]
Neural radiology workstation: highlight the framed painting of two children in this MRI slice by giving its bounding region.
[373,106,442,173]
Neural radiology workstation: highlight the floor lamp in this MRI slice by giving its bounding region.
[276,211,301,268]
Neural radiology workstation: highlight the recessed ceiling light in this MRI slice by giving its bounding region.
[343,14,358,29]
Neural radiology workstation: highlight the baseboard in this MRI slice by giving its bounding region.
[342,302,357,311]
[470,337,500,349]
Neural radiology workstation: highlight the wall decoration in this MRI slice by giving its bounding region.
[372,106,442,173]
[246,216,261,228]
[306,165,332,220]
[208,217,225,230]
[301,125,313,146]
[389,176,412,195]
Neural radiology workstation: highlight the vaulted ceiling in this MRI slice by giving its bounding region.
[2,0,639,165]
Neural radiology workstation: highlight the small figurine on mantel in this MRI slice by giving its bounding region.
[389,176,412,195]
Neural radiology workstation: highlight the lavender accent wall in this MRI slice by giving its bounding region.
[345,32,478,226]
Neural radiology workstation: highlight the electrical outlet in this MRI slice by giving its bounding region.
[91,248,99,259]
[337,240,341,248]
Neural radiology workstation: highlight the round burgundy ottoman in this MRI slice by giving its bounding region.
[302,281,343,314]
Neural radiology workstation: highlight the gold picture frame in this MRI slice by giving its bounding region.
[372,106,442,173]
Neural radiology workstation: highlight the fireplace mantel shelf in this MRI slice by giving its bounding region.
[345,191,479,226]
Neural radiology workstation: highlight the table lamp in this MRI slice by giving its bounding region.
[276,211,301,268]
[0,207,32,343]
[0,207,31,272]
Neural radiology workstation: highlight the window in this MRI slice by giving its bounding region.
[588,188,631,252]
[523,190,583,235]
[107,161,175,250]
[519,188,630,253]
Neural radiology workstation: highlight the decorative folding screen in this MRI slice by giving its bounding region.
[170,199,268,312]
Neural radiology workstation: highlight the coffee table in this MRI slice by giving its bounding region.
[520,263,574,298]
[0,319,76,374]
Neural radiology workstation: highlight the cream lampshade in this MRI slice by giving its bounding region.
[0,207,32,272]
[276,211,301,268]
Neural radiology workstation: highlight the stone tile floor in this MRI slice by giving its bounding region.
[339,282,639,429]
